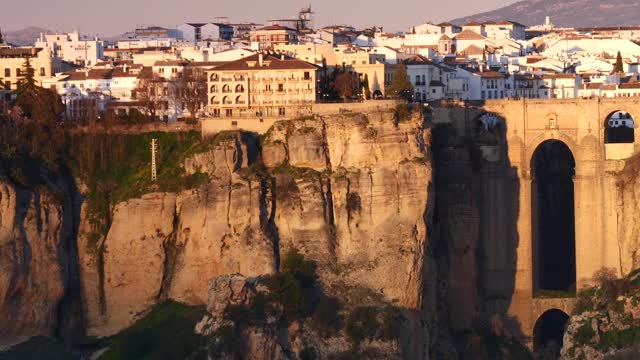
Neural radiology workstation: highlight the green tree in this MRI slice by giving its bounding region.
[387,64,414,101]
[614,51,624,73]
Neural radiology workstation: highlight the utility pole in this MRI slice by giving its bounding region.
[151,138,158,181]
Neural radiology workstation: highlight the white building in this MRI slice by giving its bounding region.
[35,31,104,67]
[177,23,234,44]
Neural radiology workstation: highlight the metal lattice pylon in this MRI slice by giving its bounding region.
[151,138,158,181]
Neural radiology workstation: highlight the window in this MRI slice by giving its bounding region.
[4,68,9,77]
[16,68,21,77]
[278,84,284,92]
[481,91,485,99]
[40,67,45,76]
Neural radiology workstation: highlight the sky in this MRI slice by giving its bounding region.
[1,0,517,37]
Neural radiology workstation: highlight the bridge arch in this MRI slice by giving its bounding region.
[530,139,576,294]
[604,110,635,144]
[533,309,569,357]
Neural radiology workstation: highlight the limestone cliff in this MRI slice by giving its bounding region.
[0,170,82,348]
[0,110,435,357]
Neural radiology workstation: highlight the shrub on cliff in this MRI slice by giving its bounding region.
[271,249,318,321]
[100,301,205,360]
[311,295,342,337]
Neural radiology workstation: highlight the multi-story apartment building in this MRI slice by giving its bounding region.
[0,47,65,90]
[250,25,299,49]
[35,31,104,67]
[207,53,317,118]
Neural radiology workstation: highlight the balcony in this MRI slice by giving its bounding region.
[236,101,246,105]
[221,78,233,82]
[302,77,312,82]
[211,101,220,105]
[288,77,299,82]
[222,89,232,93]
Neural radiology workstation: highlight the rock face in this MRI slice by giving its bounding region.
[0,110,435,355]
[262,113,432,312]
[0,180,70,346]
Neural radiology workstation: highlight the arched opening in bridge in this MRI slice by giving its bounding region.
[533,309,569,359]
[605,111,634,144]
[531,140,576,293]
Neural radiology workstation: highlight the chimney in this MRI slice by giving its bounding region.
[259,52,263,66]
[281,53,285,61]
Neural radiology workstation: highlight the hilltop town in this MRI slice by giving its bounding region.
[2,7,640,126]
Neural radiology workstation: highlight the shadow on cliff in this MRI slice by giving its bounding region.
[428,101,526,358]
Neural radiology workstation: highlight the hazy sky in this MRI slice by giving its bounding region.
[2,0,517,36]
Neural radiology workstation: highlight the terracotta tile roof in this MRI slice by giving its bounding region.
[460,44,484,56]
[584,83,602,90]
[153,60,188,66]
[542,73,576,79]
[439,34,451,41]
[464,22,482,27]
[64,69,114,81]
[401,54,434,65]
[603,84,617,91]
[112,66,141,78]
[478,71,505,79]
[209,53,317,71]
[483,21,497,25]
[454,29,485,40]
[620,83,640,89]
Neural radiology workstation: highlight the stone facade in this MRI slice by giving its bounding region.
[431,97,640,344]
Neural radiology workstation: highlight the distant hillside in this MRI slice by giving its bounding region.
[451,0,640,28]
[4,27,51,46]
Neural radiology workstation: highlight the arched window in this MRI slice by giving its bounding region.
[235,84,245,92]
[222,96,230,104]
[210,73,219,81]
[235,95,245,104]
[210,96,218,105]
[210,85,217,92]
[222,85,231,93]
[605,111,635,144]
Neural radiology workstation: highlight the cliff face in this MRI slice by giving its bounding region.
[70,110,434,353]
[0,177,79,347]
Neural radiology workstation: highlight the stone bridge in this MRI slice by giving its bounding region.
[431,98,640,349]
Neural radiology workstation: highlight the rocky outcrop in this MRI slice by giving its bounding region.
[262,113,432,312]
[561,270,640,359]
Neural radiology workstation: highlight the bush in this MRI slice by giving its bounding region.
[600,326,640,350]
[281,248,318,288]
[99,301,205,360]
[345,306,378,344]
[311,295,342,337]
[574,322,596,345]
[574,288,596,315]
[379,306,403,340]
[265,272,308,322]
